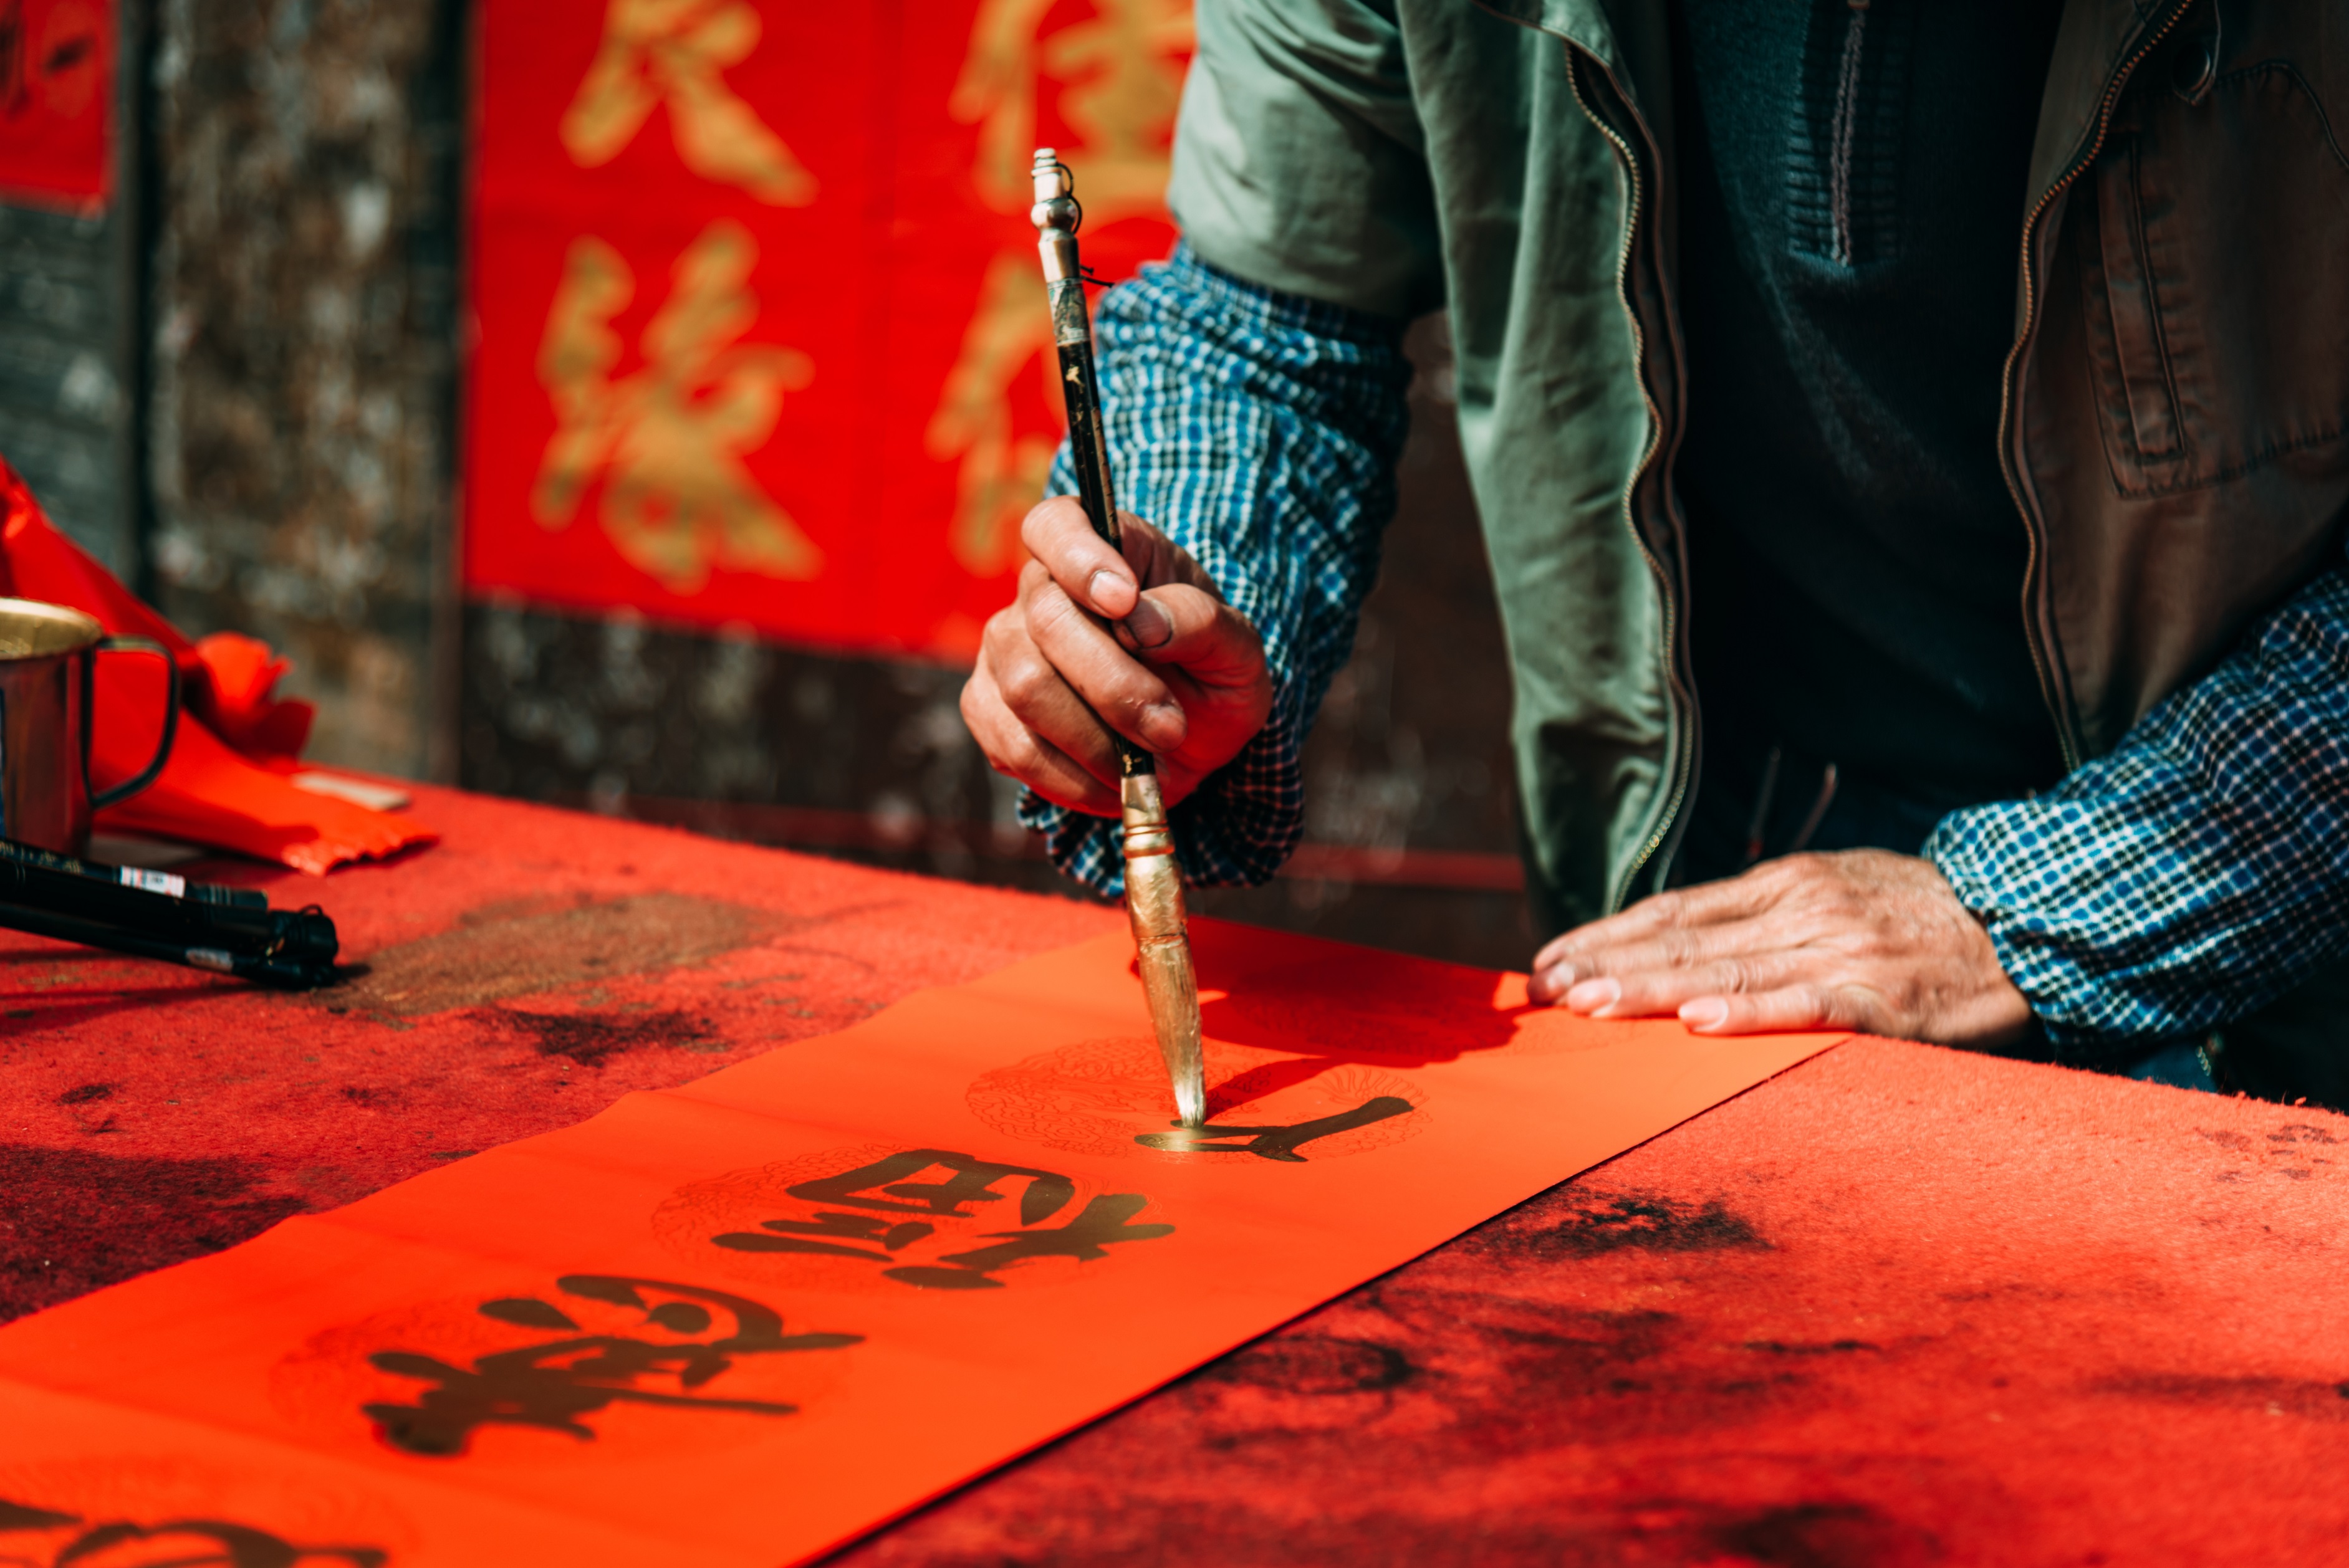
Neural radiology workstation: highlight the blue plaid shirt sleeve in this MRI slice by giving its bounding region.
[1016,245,1414,897]
[1926,561,2349,1049]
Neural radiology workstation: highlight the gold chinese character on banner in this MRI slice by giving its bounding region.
[926,251,1065,581]
[562,0,817,206]
[533,219,823,593]
[928,0,1193,576]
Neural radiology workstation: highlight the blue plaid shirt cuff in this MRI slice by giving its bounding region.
[1011,244,1411,898]
[1926,564,2349,1051]
[1016,679,1307,899]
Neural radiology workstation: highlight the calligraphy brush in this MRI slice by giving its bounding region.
[1031,148,1207,1129]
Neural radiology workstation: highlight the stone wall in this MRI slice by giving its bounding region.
[0,202,137,576]
[459,600,1035,890]
[144,0,461,778]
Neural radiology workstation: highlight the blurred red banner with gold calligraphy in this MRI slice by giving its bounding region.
[0,0,113,209]
[464,0,1189,661]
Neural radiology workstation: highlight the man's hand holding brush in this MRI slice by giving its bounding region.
[963,495,1272,817]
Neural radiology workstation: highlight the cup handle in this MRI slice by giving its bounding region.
[86,636,183,810]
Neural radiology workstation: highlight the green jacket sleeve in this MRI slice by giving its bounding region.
[1170,0,1446,320]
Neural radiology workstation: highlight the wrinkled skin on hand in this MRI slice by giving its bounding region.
[961,497,1272,818]
[1527,849,2035,1048]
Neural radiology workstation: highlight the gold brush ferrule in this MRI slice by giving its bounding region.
[1122,772,1206,1127]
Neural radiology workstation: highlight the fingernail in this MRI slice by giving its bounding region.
[1122,597,1173,651]
[1681,998,1729,1030]
[1566,977,1620,1013]
[1086,569,1131,611]
[1139,701,1186,750]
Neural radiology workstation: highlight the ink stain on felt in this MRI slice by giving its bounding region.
[1708,1501,1941,1568]
[2092,1371,2349,1422]
[1476,1191,1769,1263]
[493,1008,719,1068]
[845,1491,1936,1568]
[314,893,788,1018]
[56,1082,122,1135]
[0,1144,308,1324]
[1199,1334,1415,1397]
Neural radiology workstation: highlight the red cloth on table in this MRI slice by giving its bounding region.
[0,459,435,873]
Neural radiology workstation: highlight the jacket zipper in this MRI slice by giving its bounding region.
[1567,47,1694,914]
[1997,0,2194,770]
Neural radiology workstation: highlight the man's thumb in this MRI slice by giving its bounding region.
[1115,596,1176,653]
[1126,585,1264,689]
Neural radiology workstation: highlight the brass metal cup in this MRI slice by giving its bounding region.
[0,597,180,854]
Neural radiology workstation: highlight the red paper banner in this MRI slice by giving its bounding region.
[0,0,112,209]
[0,923,1840,1566]
[463,0,1188,660]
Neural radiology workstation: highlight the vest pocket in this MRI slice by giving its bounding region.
[2071,55,2349,498]
[2080,141,2184,471]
